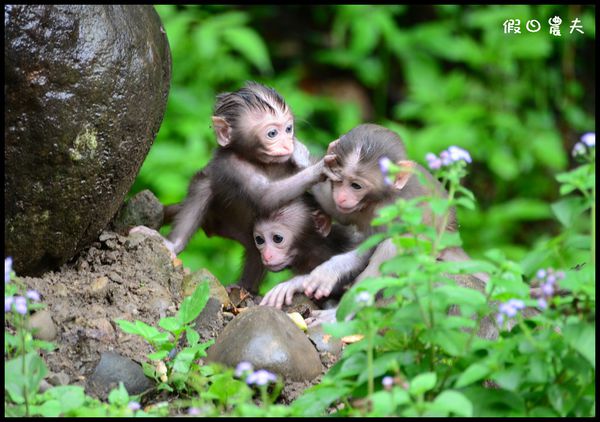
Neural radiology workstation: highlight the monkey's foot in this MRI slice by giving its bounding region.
[305,308,337,327]
[129,225,176,260]
[302,272,336,301]
[260,276,307,308]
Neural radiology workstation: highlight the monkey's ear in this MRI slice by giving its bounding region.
[393,160,416,191]
[211,116,232,147]
[312,210,332,237]
[326,138,340,154]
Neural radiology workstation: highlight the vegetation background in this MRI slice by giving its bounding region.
[130,5,595,294]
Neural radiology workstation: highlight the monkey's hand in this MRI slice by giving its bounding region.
[260,275,307,308]
[129,225,177,260]
[302,265,339,301]
[322,154,341,182]
[326,138,340,154]
[305,308,337,327]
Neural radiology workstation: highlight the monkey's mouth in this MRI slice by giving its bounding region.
[335,203,360,214]
[265,261,290,272]
[265,153,292,164]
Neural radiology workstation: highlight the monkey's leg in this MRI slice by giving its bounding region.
[167,175,212,254]
[305,309,337,327]
[238,245,267,294]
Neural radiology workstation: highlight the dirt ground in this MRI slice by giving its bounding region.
[18,229,339,406]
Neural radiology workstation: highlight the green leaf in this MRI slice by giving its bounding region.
[172,347,196,374]
[291,384,351,416]
[551,197,588,228]
[207,374,251,404]
[563,322,595,369]
[159,317,182,334]
[186,327,200,346]
[433,390,473,417]
[491,367,522,391]
[148,350,169,360]
[5,352,47,404]
[178,281,210,325]
[222,27,272,73]
[429,198,450,215]
[409,372,437,396]
[107,382,129,406]
[455,363,490,388]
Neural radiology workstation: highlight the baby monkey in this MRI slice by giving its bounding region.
[254,194,361,308]
[134,81,331,293]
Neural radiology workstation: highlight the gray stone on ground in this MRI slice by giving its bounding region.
[307,325,343,356]
[111,190,165,233]
[86,352,154,399]
[28,310,58,341]
[206,306,322,382]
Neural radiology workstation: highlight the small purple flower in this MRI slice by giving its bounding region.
[572,142,586,157]
[499,302,518,318]
[378,157,393,186]
[382,376,394,389]
[496,313,504,326]
[541,282,554,296]
[537,298,548,309]
[581,132,595,147]
[128,401,141,411]
[246,369,277,386]
[5,257,13,284]
[26,290,40,302]
[355,291,373,306]
[14,296,27,315]
[439,150,452,166]
[188,407,201,416]
[546,274,556,285]
[5,296,14,313]
[448,146,472,163]
[507,299,525,310]
[234,361,254,378]
[556,271,565,280]
[536,269,547,279]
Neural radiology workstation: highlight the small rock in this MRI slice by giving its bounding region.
[281,294,319,316]
[28,310,58,341]
[206,306,322,382]
[99,232,117,242]
[194,297,224,342]
[87,318,115,343]
[48,371,70,386]
[183,269,231,308]
[39,379,53,393]
[111,190,164,233]
[88,276,110,298]
[86,352,154,400]
[108,271,123,284]
[307,325,343,356]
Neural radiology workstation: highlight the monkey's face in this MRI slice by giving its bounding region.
[331,177,373,214]
[247,111,295,164]
[253,222,296,271]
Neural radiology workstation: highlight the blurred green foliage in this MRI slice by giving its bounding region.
[130,5,595,291]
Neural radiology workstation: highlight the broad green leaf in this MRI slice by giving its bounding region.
[222,27,272,73]
[107,382,129,406]
[455,363,490,388]
[178,281,210,325]
[4,352,47,404]
[551,197,588,228]
[159,317,182,334]
[409,372,437,396]
[148,350,170,360]
[563,322,595,369]
[186,327,200,346]
[433,390,473,417]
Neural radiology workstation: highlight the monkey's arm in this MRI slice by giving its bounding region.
[303,247,373,300]
[227,155,327,210]
[167,174,212,254]
[259,275,307,308]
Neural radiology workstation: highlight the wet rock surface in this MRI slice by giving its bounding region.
[206,306,323,382]
[4,5,171,276]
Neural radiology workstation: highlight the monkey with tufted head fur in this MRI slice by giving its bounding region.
[253,194,362,308]
[270,123,487,326]
[134,81,332,293]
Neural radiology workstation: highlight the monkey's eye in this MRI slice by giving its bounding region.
[285,124,293,134]
[267,129,278,139]
[255,236,265,245]
[351,182,362,190]
[273,234,284,244]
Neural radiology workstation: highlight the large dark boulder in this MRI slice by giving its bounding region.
[4,5,171,275]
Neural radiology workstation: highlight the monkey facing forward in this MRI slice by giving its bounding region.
[251,194,361,308]
[135,82,333,293]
